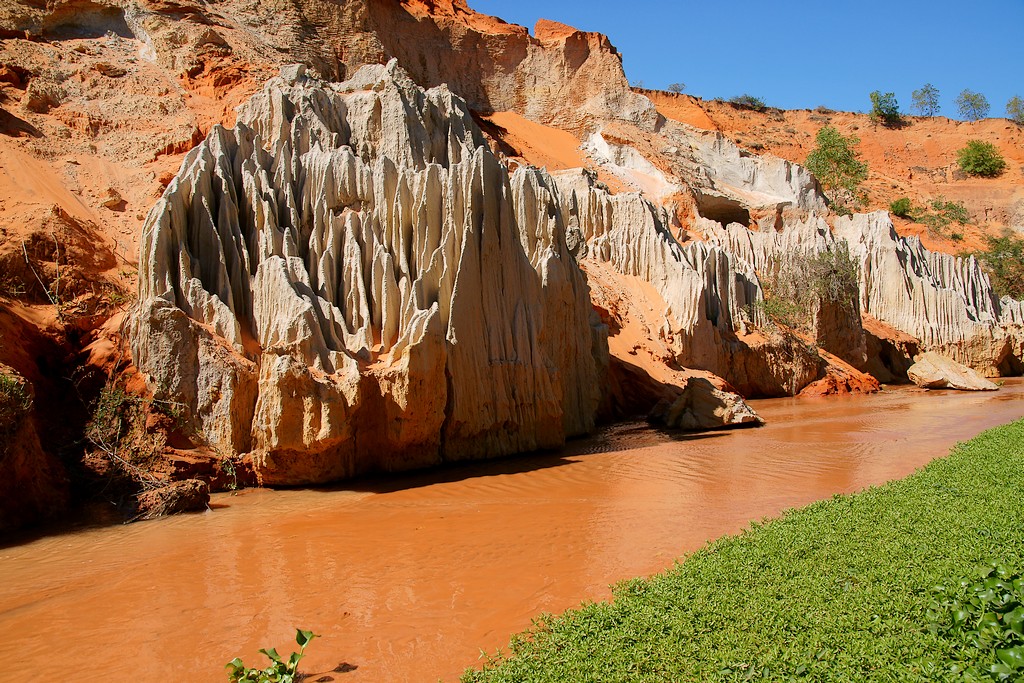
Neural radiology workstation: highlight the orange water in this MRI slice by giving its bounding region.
[1,382,1022,682]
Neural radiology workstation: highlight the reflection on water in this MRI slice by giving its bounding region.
[1,382,1022,682]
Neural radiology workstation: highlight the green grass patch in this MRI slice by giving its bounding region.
[463,419,1024,682]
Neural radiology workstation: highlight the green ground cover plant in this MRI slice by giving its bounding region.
[463,418,1024,683]
[888,196,969,235]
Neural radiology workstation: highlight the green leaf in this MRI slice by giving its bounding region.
[996,647,1024,670]
[296,629,317,648]
[259,647,283,664]
[1005,606,1024,635]
[988,661,1014,676]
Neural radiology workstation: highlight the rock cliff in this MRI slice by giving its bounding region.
[132,62,608,484]
[701,212,1024,379]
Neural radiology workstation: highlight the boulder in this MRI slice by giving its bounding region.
[135,479,210,520]
[650,377,762,431]
[907,352,999,391]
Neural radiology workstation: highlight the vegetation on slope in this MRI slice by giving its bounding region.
[463,418,1024,683]
[971,234,1024,300]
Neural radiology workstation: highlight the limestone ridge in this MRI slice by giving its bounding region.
[701,212,1024,376]
[550,170,821,396]
[131,62,607,484]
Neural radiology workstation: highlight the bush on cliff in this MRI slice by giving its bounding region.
[957,140,1006,177]
[972,233,1024,300]
[0,372,31,447]
[890,197,913,218]
[463,418,1024,682]
[869,90,903,127]
[728,94,767,112]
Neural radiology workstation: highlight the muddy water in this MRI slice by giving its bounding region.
[2,383,1023,682]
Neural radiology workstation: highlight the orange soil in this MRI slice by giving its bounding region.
[400,0,527,36]
[480,111,631,193]
[646,90,1024,253]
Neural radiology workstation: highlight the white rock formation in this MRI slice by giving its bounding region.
[132,62,608,484]
[550,169,824,396]
[700,211,1024,378]
[835,212,1021,376]
[679,125,828,215]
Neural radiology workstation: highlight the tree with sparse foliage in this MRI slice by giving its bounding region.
[667,82,685,94]
[956,89,990,121]
[957,140,1006,177]
[869,91,902,126]
[804,126,868,214]
[911,83,940,117]
[1007,96,1024,125]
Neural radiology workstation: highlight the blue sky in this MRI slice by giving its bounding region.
[469,0,1023,119]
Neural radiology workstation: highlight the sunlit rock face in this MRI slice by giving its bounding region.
[131,62,608,484]
[700,211,1024,379]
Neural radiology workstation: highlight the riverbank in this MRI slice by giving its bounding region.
[462,417,1024,682]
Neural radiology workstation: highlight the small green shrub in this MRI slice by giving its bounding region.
[934,198,970,225]
[890,197,914,218]
[869,90,903,126]
[888,197,968,235]
[729,94,766,111]
[958,140,1007,177]
[227,629,318,683]
[0,373,31,445]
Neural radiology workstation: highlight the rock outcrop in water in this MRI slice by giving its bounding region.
[907,352,999,391]
[132,62,611,484]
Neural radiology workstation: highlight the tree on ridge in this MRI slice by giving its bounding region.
[956,89,990,121]
[911,83,940,117]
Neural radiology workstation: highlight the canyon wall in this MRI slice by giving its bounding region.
[3,0,1023,513]
[131,63,608,484]
[702,212,1024,377]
